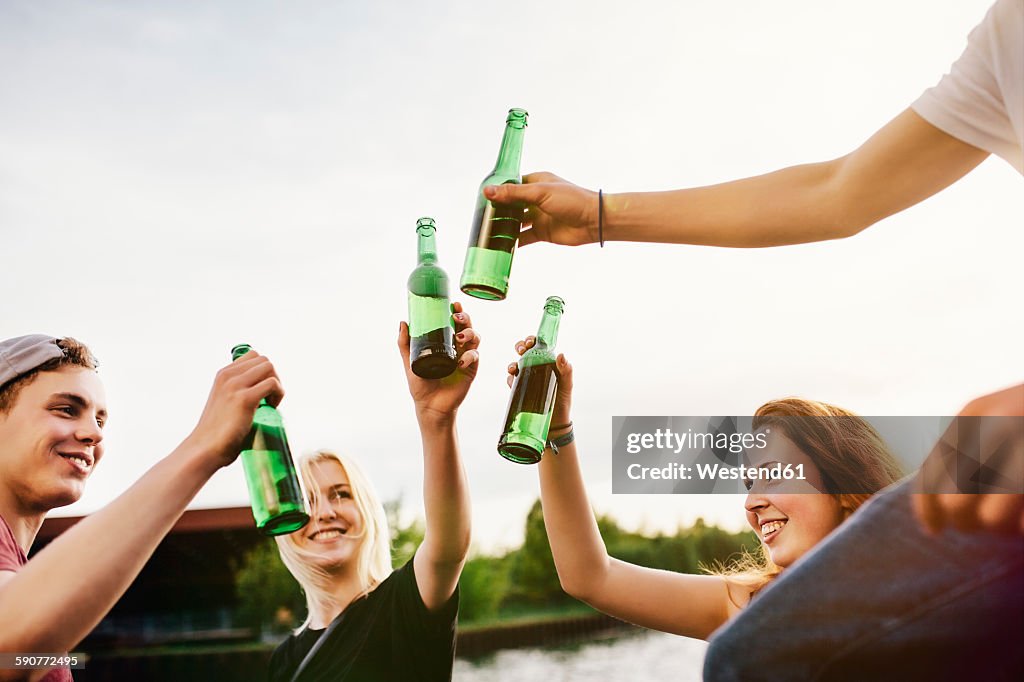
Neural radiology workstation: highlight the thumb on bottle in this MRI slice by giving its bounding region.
[397,321,411,364]
[556,353,573,386]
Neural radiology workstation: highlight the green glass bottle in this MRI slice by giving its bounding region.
[231,344,310,536]
[408,217,457,379]
[460,108,528,301]
[498,296,565,464]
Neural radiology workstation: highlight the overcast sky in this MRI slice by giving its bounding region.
[1,0,1019,552]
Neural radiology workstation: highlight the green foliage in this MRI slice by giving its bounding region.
[457,555,510,623]
[506,500,568,605]
[685,518,760,572]
[385,497,424,568]
[384,497,513,623]
[502,499,759,608]
[495,493,761,606]
[232,496,759,636]
[233,539,305,633]
[603,515,759,575]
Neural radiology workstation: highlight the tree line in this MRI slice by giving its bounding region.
[234,499,759,632]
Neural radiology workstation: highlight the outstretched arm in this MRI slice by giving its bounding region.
[509,340,744,640]
[399,302,476,612]
[0,352,282,680]
[487,108,988,248]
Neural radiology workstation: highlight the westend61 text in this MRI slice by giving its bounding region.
[627,462,806,481]
[625,428,769,455]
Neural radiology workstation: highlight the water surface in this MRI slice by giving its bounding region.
[454,629,707,681]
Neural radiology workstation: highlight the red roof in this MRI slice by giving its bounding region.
[37,507,256,540]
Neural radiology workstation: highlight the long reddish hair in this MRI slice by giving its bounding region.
[719,397,903,599]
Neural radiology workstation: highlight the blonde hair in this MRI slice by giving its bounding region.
[719,398,904,599]
[275,449,392,628]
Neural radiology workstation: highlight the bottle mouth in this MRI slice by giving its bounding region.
[416,217,437,236]
[544,295,565,314]
[231,343,253,360]
[506,108,529,127]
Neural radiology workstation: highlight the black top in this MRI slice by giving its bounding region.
[268,556,458,682]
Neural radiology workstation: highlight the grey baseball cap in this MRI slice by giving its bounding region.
[0,334,66,388]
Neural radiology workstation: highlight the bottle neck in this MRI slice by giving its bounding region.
[417,228,438,265]
[536,309,562,349]
[233,344,271,408]
[493,123,525,177]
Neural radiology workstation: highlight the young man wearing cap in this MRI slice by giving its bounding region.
[0,334,283,682]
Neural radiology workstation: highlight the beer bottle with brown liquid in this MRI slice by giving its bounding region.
[460,108,528,301]
[498,296,565,464]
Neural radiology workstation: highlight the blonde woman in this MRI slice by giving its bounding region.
[506,336,903,639]
[268,305,478,682]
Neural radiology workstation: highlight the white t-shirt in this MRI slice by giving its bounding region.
[912,0,1023,174]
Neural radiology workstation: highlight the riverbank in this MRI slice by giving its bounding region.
[72,606,637,681]
[460,609,633,658]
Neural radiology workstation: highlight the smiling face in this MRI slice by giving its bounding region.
[292,459,364,570]
[743,430,844,568]
[0,366,107,512]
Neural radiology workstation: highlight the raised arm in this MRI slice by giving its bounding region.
[398,302,476,612]
[0,352,281,679]
[509,339,744,640]
[486,108,988,248]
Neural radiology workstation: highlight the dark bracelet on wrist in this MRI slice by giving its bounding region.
[546,428,575,455]
[598,189,604,247]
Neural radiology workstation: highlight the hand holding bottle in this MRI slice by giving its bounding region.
[399,301,480,424]
[184,349,284,470]
[506,337,574,439]
[485,172,600,248]
[498,297,566,464]
[408,217,458,379]
[461,108,529,300]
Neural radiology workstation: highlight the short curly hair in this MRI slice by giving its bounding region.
[0,337,99,413]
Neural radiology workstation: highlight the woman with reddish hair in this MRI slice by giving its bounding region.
[505,336,903,639]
